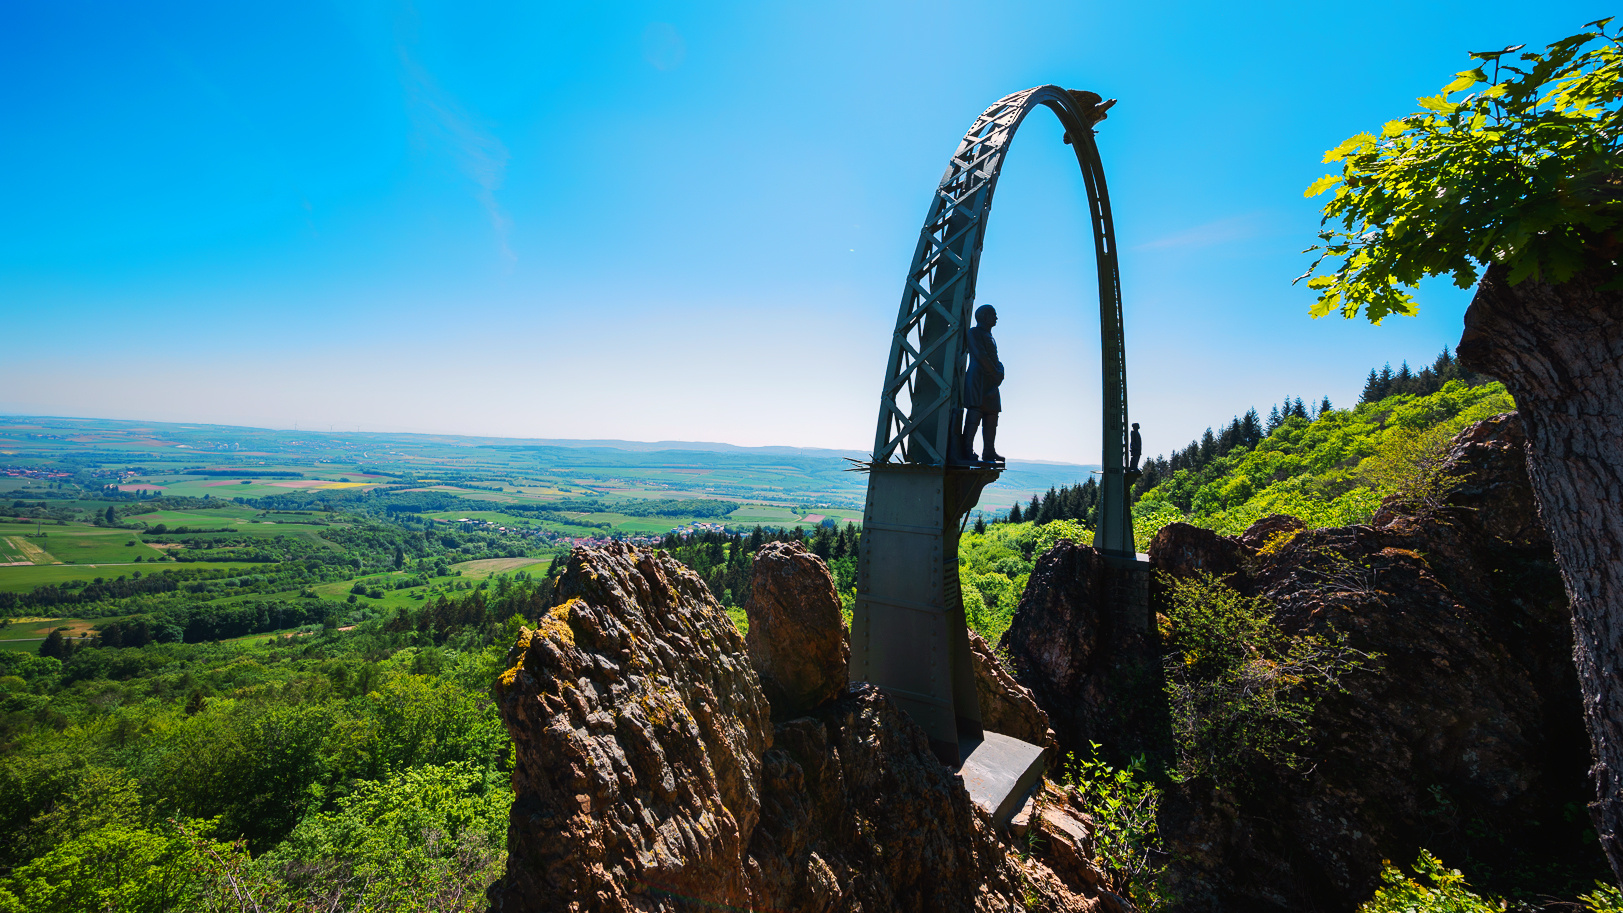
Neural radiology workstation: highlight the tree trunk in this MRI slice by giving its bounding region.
[1458,262,1623,884]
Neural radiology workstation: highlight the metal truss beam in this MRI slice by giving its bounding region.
[869,85,1133,556]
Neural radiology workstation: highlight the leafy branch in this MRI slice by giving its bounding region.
[1299,18,1623,323]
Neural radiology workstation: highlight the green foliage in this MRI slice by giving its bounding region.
[0,818,231,913]
[1060,746,1166,908]
[1134,381,1514,539]
[1160,573,1372,785]
[1302,19,1623,323]
[1359,423,1463,515]
[957,520,1050,644]
[257,761,510,911]
[1581,882,1623,913]
[1357,851,1506,913]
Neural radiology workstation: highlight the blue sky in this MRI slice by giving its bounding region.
[0,1,1600,462]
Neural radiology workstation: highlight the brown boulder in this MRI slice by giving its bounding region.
[1000,541,1170,767]
[1005,415,1603,910]
[1149,521,1253,595]
[744,541,850,720]
[968,630,1054,750]
[1237,513,1307,551]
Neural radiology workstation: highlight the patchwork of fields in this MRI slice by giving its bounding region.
[0,414,1096,652]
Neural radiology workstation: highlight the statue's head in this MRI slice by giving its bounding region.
[1132,423,1139,430]
[974,304,997,327]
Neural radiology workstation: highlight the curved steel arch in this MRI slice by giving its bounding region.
[870,85,1132,554]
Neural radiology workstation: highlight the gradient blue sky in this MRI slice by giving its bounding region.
[0,1,1600,462]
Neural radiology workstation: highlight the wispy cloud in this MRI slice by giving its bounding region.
[1133,213,1266,252]
[395,4,513,262]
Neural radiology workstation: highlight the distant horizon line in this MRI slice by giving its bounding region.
[0,412,1098,469]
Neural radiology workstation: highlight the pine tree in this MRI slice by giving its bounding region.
[1266,404,1282,434]
[1291,397,1308,419]
[974,514,986,535]
[1361,369,1383,404]
[1319,396,1332,416]
[1241,408,1262,448]
[1029,495,1041,522]
[1008,502,1022,523]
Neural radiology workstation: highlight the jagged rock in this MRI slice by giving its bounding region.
[749,683,1102,911]
[492,541,1107,912]
[1010,415,1604,911]
[1009,781,1112,900]
[1001,541,1170,766]
[968,630,1054,750]
[490,542,771,912]
[1148,522,1251,595]
[744,541,849,720]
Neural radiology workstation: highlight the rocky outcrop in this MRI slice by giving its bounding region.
[493,541,1109,912]
[490,542,770,911]
[968,630,1054,750]
[1007,414,1606,910]
[1001,541,1171,766]
[744,541,850,720]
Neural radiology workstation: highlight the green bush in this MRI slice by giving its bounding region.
[1160,572,1372,786]
[1060,745,1166,909]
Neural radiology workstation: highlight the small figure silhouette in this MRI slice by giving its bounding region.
[1129,422,1142,471]
[962,305,1004,464]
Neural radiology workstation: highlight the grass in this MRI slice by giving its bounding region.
[450,557,553,578]
[0,561,256,594]
[11,525,166,564]
[0,616,102,651]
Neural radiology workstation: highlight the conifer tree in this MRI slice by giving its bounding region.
[1008,502,1022,523]
[1361,369,1383,404]
[974,514,986,535]
[1320,396,1332,416]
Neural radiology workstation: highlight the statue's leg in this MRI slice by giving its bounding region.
[982,413,1003,463]
[962,409,982,462]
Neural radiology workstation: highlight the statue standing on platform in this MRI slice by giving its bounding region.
[962,305,1004,464]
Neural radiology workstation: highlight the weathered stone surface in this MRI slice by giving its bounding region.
[490,542,770,912]
[1149,522,1252,595]
[1010,415,1604,910]
[744,541,849,720]
[968,629,1053,749]
[1236,513,1307,552]
[1001,541,1171,767]
[749,684,1101,911]
[493,541,1107,912]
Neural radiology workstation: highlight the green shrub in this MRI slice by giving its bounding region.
[1160,572,1372,786]
[1060,745,1167,909]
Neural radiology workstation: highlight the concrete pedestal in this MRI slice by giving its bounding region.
[958,732,1047,828]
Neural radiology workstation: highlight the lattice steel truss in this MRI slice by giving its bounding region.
[869,85,1133,554]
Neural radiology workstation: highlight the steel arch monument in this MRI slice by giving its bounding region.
[852,86,1133,773]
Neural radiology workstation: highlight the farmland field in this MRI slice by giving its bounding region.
[0,560,260,593]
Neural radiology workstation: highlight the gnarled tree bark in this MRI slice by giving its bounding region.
[1458,262,1623,883]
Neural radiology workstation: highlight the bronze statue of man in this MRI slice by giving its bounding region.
[962,304,1004,464]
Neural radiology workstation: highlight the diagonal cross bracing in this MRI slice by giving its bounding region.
[867,85,1135,556]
